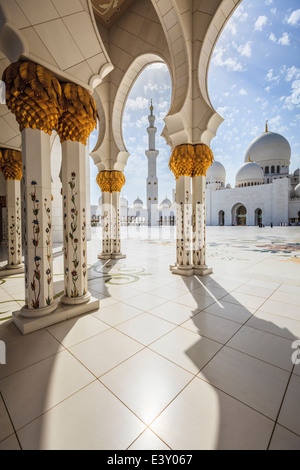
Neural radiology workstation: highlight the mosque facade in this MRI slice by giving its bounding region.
[206,123,300,227]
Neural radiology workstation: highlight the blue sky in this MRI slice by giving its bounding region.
[90,0,300,206]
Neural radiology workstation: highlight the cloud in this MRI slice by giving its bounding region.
[278,32,290,46]
[239,89,248,95]
[126,96,149,111]
[286,9,300,27]
[212,46,244,72]
[266,68,280,82]
[233,41,252,58]
[254,16,268,31]
[285,66,300,82]
[265,0,273,5]
[284,80,300,110]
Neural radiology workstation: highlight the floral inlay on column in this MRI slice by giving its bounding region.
[68,172,80,298]
[30,181,41,309]
[44,198,52,306]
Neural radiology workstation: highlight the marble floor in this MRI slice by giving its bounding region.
[0,226,300,450]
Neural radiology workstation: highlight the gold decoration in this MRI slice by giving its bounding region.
[96,170,126,193]
[169,143,214,179]
[0,148,22,181]
[3,61,61,135]
[265,120,269,133]
[193,143,214,177]
[57,83,97,145]
[169,144,195,179]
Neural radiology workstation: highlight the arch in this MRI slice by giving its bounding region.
[277,165,281,174]
[218,210,225,226]
[265,166,269,174]
[271,165,275,174]
[111,53,171,171]
[232,203,247,226]
[255,208,263,226]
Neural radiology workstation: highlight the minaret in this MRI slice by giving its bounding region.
[145,100,159,226]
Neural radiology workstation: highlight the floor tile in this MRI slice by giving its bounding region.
[221,292,265,310]
[124,293,167,311]
[269,291,300,306]
[69,328,143,377]
[150,377,274,450]
[148,301,198,325]
[93,302,144,326]
[260,299,300,321]
[0,394,14,442]
[192,285,229,301]
[227,326,295,372]
[0,433,21,450]
[128,429,170,450]
[278,374,300,436]
[17,381,145,450]
[174,292,215,311]
[116,313,175,346]
[0,349,95,430]
[0,330,63,380]
[100,349,193,425]
[106,286,143,302]
[181,311,241,344]
[150,327,222,375]
[204,300,254,324]
[246,310,300,341]
[201,346,290,420]
[147,285,187,301]
[269,425,300,450]
[47,314,110,348]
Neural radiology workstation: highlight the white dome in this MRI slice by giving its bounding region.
[244,131,291,165]
[206,161,226,182]
[133,197,143,208]
[294,184,300,198]
[294,169,300,177]
[160,197,172,209]
[120,194,128,207]
[236,161,264,186]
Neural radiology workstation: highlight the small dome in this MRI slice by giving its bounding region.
[133,197,144,208]
[236,161,264,186]
[294,169,300,177]
[294,184,300,198]
[160,196,172,209]
[244,131,291,165]
[120,194,128,207]
[206,161,226,182]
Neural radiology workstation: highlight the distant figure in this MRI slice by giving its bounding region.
[271,223,273,228]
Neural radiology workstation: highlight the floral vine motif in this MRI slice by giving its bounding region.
[16,197,21,264]
[30,182,41,309]
[9,214,15,262]
[44,198,52,306]
[69,172,79,297]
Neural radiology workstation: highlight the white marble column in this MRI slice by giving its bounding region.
[171,175,193,276]
[20,128,57,317]
[192,175,213,276]
[61,140,90,305]
[111,191,126,259]
[99,191,112,260]
[6,179,23,270]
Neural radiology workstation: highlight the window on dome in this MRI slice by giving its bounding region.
[277,166,280,174]
[265,166,269,175]
[271,166,275,174]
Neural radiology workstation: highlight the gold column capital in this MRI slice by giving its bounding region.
[193,143,214,177]
[96,170,126,193]
[0,148,22,181]
[3,61,61,135]
[169,144,195,180]
[57,82,97,145]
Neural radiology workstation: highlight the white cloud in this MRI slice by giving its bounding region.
[269,32,277,42]
[266,69,280,82]
[212,46,244,72]
[265,0,273,5]
[284,80,300,110]
[234,41,252,58]
[254,16,268,31]
[285,66,300,82]
[286,9,300,27]
[126,96,149,111]
[239,89,248,95]
[278,32,290,46]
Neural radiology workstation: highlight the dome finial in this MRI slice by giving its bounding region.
[265,120,269,133]
[248,155,252,162]
[150,99,153,115]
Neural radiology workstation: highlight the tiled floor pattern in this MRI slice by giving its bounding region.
[0,227,300,450]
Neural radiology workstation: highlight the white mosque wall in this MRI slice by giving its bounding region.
[51,134,63,243]
[207,177,292,226]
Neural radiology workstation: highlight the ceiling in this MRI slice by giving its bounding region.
[92,0,136,27]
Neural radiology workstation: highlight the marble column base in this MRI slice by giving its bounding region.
[0,263,24,278]
[13,296,100,335]
[170,265,194,277]
[193,266,213,276]
[61,291,91,306]
[98,253,112,260]
[111,253,126,260]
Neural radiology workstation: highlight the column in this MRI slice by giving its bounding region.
[111,171,126,259]
[0,149,24,273]
[97,171,113,259]
[3,60,61,317]
[169,144,194,276]
[57,82,97,305]
[192,144,214,276]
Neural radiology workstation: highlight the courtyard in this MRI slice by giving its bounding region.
[0,226,299,450]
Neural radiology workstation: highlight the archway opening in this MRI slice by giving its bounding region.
[219,210,225,226]
[232,204,247,226]
[255,208,263,226]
